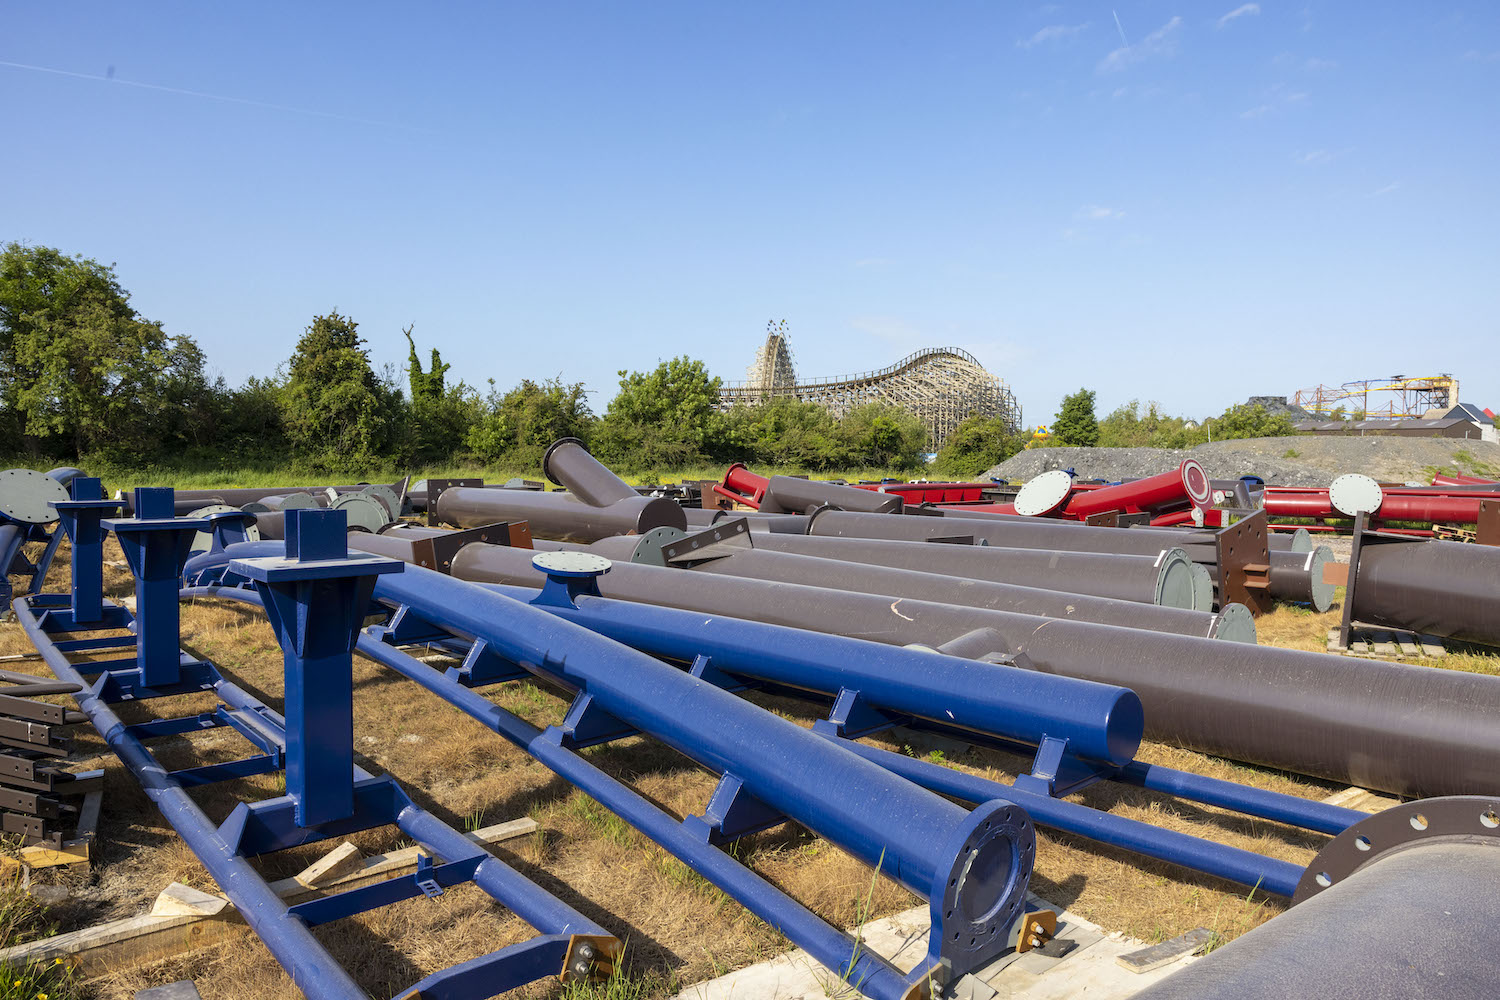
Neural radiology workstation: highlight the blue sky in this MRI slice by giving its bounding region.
[4,2,1497,427]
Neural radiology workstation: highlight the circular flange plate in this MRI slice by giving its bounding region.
[1212,602,1258,644]
[1188,562,1215,613]
[186,505,261,554]
[240,502,271,514]
[1013,470,1074,517]
[1286,526,1313,554]
[330,494,390,533]
[359,485,403,520]
[532,550,612,577]
[1180,459,1212,508]
[1153,548,1197,610]
[1295,794,1500,903]
[0,468,71,525]
[1305,545,1336,613]
[271,493,319,511]
[933,799,1035,970]
[1328,473,1383,517]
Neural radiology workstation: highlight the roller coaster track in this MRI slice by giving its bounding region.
[718,343,1021,448]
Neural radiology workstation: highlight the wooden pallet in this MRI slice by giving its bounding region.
[1433,524,1477,543]
[1327,627,1446,659]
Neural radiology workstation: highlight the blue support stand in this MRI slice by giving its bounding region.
[229,508,403,827]
[49,477,123,625]
[103,488,209,691]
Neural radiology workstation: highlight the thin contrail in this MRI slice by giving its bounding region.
[1112,10,1130,46]
[0,58,416,130]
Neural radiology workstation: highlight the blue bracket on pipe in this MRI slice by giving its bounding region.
[371,603,456,646]
[813,687,913,740]
[447,637,530,688]
[49,477,123,623]
[683,773,788,845]
[687,654,754,692]
[547,692,640,750]
[1015,736,1112,798]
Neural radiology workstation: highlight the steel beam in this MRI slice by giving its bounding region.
[438,486,686,541]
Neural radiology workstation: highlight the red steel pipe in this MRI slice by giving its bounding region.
[1063,461,1211,519]
[713,463,769,509]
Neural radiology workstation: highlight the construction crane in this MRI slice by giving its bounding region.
[1291,374,1459,420]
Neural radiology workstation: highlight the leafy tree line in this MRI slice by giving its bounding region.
[1054,388,1300,450]
[0,243,930,475]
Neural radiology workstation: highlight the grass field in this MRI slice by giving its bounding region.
[1,535,1494,1000]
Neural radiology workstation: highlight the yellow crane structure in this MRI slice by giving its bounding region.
[1291,374,1459,420]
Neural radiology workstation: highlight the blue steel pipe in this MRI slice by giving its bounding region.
[836,739,1307,898]
[465,581,1359,837]
[183,585,923,1000]
[449,579,1141,765]
[11,596,370,1000]
[189,547,1038,984]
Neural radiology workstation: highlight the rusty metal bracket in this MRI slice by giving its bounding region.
[1215,509,1273,616]
[1478,499,1500,546]
[411,522,529,574]
[424,478,484,527]
[1016,908,1058,953]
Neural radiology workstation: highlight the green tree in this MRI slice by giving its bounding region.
[280,311,398,468]
[403,324,450,404]
[467,377,595,466]
[594,356,726,470]
[1207,403,1299,441]
[834,403,928,470]
[933,414,1027,477]
[0,242,212,456]
[719,398,842,468]
[1098,399,1202,449]
[1052,388,1100,447]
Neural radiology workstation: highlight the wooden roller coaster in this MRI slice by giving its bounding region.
[718,323,1021,448]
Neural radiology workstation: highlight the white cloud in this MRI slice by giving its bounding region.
[1076,204,1125,221]
[1463,49,1500,63]
[1298,149,1333,165]
[1240,104,1272,118]
[1098,16,1182,73]
[1018,22,1089,48]
[1305,57,1338,71]
[1217,3,1260,28]
[1372,181,1400,196]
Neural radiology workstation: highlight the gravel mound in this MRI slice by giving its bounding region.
[984,436,1500,487]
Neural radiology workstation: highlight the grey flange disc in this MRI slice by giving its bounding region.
[1153,547,1198,610]
[330,494,389,533]
[1303,545,1337,613]
[1213,603,1258,644]
[186,505,261,555]
[359,485,403,520]
[1014,470,1074,517]
[1329,474,1383,517]
[0,468,71,525]
[1188,562,1215,613]
[1286,527,1313,553]
[623,526,688,567]
[532,550,612,577]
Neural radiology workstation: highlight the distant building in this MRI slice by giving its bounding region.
[1293,403,1495,442]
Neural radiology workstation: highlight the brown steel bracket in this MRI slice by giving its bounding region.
[1017,908,1058,952]
[559,933,621,983]
[1215,509,1273,616]
[424,478,484,526]
[1478,499,1500,546]
[660,518,754,565]
[1337,512,1428,648]
[1084,510,1119,527]
[411,522,529,574]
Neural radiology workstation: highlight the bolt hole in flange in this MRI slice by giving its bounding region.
[1411,813,1429,831]
[1314,871,1332,888]
[1354,835,1372,852]
[1483,809,1499,830]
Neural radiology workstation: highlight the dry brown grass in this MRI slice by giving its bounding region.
[1,541,1494,998]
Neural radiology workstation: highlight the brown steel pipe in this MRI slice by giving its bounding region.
[440,541,1500,798]
[436,486,686,542]
[542,438,641,507]
[1268,547,1337,612]
[583,535,1243,637]
[724,531,1205,611]
[759,476,903,515]
[1348,535,1500,646]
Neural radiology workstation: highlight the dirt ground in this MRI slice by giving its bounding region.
[1,537,1493,1000]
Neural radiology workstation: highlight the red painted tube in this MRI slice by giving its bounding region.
[1263,490,1338,518]
[1151,511,1198,527]
[1374,494,1482,523]
[1064,461,1208,518]
[714,463,769,509]
[1433,474,1499,487]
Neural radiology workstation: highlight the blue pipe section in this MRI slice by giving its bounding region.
[185,585,921,1000]
[493,580,1141,765]
[835,739,1306,898]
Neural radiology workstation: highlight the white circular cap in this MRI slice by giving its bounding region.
[532,550,612,576]
[1014,470,1074,516]
[0,468,71,525]
[1329,474,1383,517]
[1180,459,1212,508]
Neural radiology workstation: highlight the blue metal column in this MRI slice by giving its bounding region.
[49,476,122,624]
[103,488,208,689]
[230,508,403,827]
